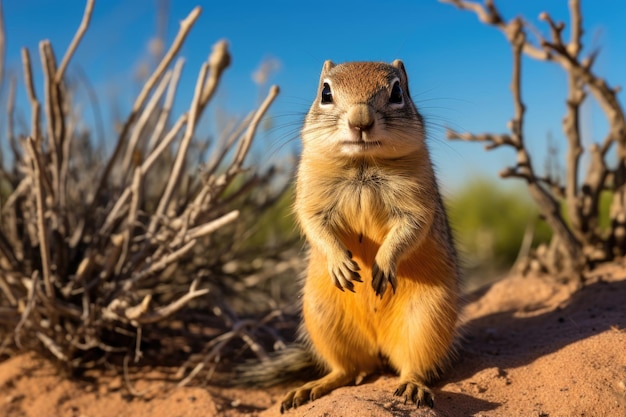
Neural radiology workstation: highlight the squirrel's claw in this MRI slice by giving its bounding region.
[394,382,435,408]
[329,250,361,292]
[372,261,397,298]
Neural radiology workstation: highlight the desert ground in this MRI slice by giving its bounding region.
[1,262,625,417]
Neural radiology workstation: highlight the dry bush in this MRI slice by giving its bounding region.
[442,0,625,281]
[0,1,301,382]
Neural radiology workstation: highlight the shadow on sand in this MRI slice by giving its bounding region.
[432,274,626,415]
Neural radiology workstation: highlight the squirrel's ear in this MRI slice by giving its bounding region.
[391,59,406,75]
[392,59,411,98]
[322,60,336,74]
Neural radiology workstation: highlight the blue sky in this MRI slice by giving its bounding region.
[2,0,626,193]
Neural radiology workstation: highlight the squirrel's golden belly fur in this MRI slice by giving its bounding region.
[304,228,457,375]
[301,177,458,379]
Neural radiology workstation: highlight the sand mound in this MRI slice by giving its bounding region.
[1,263,625,416]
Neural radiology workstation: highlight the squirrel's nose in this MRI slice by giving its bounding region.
[347,104,375,131]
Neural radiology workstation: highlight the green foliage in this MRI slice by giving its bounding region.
[596,190,614,232]
[243,185,298,249]
[446,177,552,274]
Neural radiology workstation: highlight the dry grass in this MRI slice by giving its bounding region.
[0,1,301,387]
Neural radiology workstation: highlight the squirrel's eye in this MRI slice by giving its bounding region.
[321,82,333,104]
[389,81,403,105]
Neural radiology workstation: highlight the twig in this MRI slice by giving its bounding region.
[567,0,582,57]
[445,130,516,151]
[147,58,185,152]
[0,231,18,271]
[120,68,173,178]
[148,62,209,235]
[21,48,41,141]
[199,40,231,106]
[93,6,202,205]
[129,239,197,284]
[54,0,94,83]
[103,235,125,282]
[204,113,252,179]
[207,84,279,207]
[177,311,282,387]
[39,41,64,209]
[0,271,17,306]
[184,210,239,241]
[6,76,18,161]
[562,71,585,240]
[100,114,188,236]
[230,85,279,173]
[440,0,548,60]
[14,271,39,348]
[36,332,68,361]
[2,177,31,214]
[115,169,143,274]
[26,137,54,299]
[123,353,149,397]
[132,279,209,324]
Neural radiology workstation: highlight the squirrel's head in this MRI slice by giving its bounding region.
[302,60,425,159]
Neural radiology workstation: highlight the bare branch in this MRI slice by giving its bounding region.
[168,210,239,250]
[439,0,504,25]
[210,84,280,197]
[446,129,516,150]
[129,239,197,285]
[93,6,202,204]
[21,48,41,141]
[120,68,173,178]
[6,76,18,161]
[442,1,587,275]
[562,71,585,241]
[14,272,39,348]
[200,40,231,106]
[230,85,280,173]
[36,332,68,361]
[26,137,54,299]
[440,0,549,60]
[149,61,209,235]
[54,0,94,83]
[131,279,209,324]
[147,58,185,151]
[567,0,583,58]
[184,210,239,241]
[100,114,188,236]
[115,169,143,274]
[39,41,63,196]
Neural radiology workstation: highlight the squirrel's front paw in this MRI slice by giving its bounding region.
[372,260,397,298]
[328,250,361,292]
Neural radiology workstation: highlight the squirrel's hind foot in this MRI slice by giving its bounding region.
[279,371,355,413]
[394,381,435,408]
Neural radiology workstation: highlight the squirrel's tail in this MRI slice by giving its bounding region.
[220,344,321,387]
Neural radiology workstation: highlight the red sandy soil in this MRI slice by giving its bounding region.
[1,262,625,417]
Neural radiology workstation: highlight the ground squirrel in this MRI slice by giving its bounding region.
[238,60,460,413]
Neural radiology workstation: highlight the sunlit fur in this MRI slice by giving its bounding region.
[282,60,460,411]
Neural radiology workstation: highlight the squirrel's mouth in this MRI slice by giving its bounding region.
[338,140,383,156]
[340,141,381,148]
